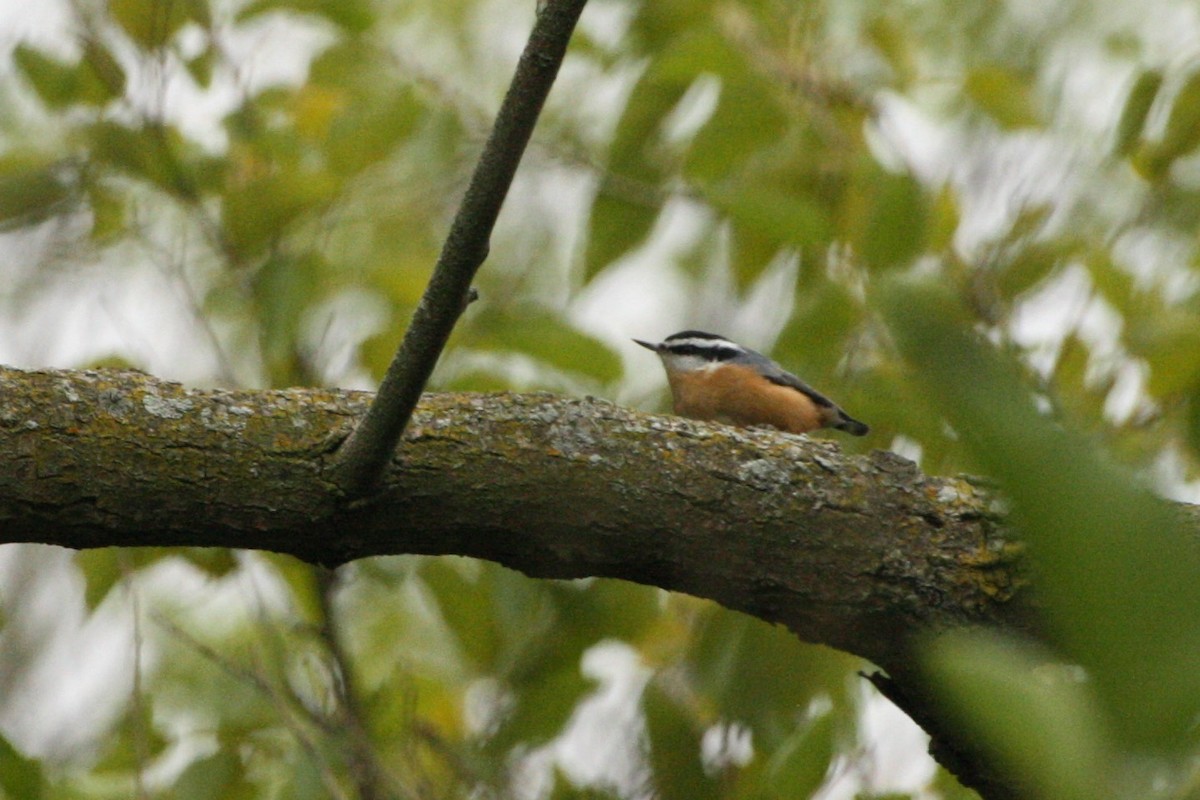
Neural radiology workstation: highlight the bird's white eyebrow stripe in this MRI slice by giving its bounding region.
[663,338,743,353]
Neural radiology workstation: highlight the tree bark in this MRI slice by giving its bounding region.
[0,364,1032,792]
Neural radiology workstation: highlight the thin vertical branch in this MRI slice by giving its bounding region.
[119,554,150,800]
[314,567,400,800]
[154,615,355,800]
[331,0,590,497]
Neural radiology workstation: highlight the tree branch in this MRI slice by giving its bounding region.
[0,365,1029,663]
[0,365,1037,796]
[330,0,590,497]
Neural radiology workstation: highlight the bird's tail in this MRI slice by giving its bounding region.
[833,412,869,436]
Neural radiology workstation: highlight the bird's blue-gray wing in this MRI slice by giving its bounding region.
[734,348,837,408]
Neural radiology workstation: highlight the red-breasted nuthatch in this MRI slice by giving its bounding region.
[634,330,869,436]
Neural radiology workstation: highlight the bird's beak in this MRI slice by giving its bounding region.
[632,338,660,352]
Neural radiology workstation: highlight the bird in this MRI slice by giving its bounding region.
[634,330,869,436]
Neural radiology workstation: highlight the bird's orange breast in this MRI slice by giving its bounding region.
[665,364,825,434]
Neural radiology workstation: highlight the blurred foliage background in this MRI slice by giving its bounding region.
[3,0,1200,797]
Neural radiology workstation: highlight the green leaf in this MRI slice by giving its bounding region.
[277,747,332,800]
[654,30,787,184]
[584,58,692,278]
[1112,70,1163,158]
[421,558,500,671]
[237,0,375,33]
[74,548,176,610]
[490,663,594,751]
[169,751,253,800]
[775,280,862,376]
[712,180,831,262]
[426,573,626,754]
[965,65,1038,129]
[185,48,216,88]
[179,548,239,580]
[765,712,835,798]
[728,221,785,287]
[559,579,662,645]
[1089,256,1136,312]
[152,631,280,733]
[250,251,327,385]
[437,368,521,393]
[851,169,929,270]
[704,142,843,284]
[0,153,75,230]
[75,549,126,610]
[994,248,1060,302]
[75,548,238,610]
[262,553,323,624]
[880,276,1200,752]
[1134,68,1200,179]
[358,322,402,383]
[458,307,622,384]
[307,37,387,89]
[686,79,788,179]
[85,178,126,240]
[932,767,985,800]
[927,184,962,253]
[13,42,124,109]
[221,170,339,261]
[584,190,660,280]
[926,631,1109,800]
[1126,308,1200,398]
[16,38,126,107]
[689,611,853,747]
[110,0,208,50]
[13,44,79,108]
[324,92,421,175]
[866,15,917,87]
[0,734,47,800]
[85,120,215,200]
[628,0,717,53]
[1052,335,1100,421]
[92,691,171,773]
[548,768,623,800]
[293,40,422,175]
[642,681,720,800]
[1188,391,1200,460]
[490,570,566,678]
[80,39,128,103]
[1155,68,1200,164]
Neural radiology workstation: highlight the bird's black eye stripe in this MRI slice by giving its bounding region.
[665,344,740,361]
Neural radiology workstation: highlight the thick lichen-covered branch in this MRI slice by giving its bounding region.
[0,365,1029,671]
[0,364,1045,798]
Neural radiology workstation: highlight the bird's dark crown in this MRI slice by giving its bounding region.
[664,330,727,342]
